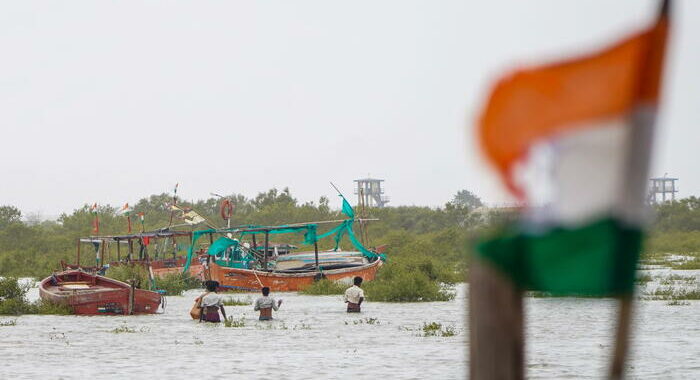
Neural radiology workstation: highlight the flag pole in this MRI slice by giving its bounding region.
[610,1,670,378]
[469,259,524,379]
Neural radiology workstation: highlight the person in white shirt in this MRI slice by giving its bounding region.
[344,276,365,313]
[254,286,282,320]
[198,280,227,323]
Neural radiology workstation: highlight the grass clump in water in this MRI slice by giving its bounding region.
[666,300,690,306]
[635,272,653,284]
[421,322,457,337]
[222,297,251,306]
[299,279,346,295]
[363,260,456,302]
[0,277,73,315]
[0,319,17,327]
[155,273,201,296]
[111,324,136,334]
[644,286,700,300]
[224,316,246,327]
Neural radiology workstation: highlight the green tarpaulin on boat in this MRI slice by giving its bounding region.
[181,195,384,273]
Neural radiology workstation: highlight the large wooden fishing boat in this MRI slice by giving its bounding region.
[39,270,163,315]
[209,257,382,291]
[184,195,387,292]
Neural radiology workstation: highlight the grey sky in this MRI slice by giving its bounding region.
[1,0,698,216]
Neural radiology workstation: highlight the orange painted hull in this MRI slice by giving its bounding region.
[209,259,383,292]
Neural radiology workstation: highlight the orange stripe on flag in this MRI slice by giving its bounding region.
[478,18,668,198]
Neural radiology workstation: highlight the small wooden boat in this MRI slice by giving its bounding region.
[209,258,382,292]
[39,270,163,315]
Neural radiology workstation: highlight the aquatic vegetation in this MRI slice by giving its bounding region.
[111,326,136,333]
[419,322,457,337]
[0,277,73,315]
[635,272,653,284]
[643,286,700,301]
[155,273,201,296]
[417,322,457,337]
[34,300,73,315]
[293,323,311,330]
[440,325,457,337]
[346,317,381,325]
[111,324,137,333]
[666,300,690,306]
[659,274,696,285]
[0,319,17,327]
[299,279,346,295]
[222,297,252,306]
[671,257,700,270]
[224,316,246,327]
[364,262,456,302]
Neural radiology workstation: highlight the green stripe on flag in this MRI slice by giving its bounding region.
[476,218,642,296]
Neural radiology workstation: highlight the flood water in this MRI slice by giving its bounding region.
[1,281,700,379]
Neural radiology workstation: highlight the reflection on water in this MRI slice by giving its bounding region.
[2,283,700,379]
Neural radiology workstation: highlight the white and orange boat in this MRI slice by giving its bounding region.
[183,212,386,292]
[210,256,382,292]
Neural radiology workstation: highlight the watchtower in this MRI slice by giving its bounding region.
[648,176,678,204]
[354,178,389,208]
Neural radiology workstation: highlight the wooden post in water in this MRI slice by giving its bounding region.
[263,231,269,271]
[469,259,524,380]
[314,241,320,270]
[128,238,133,261]
[128,280,135,315]
[100,239,106,268]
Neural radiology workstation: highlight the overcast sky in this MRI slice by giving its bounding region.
[1,0,698,217]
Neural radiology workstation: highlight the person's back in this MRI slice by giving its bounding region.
[254,287,282,320]
[344,276,365,313]
[198,281,226,323]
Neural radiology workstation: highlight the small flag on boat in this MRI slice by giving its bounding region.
[475,7,669,296]
[90,203,99,234]
[119,203,132,215]
[170,204,206,225]
[120,203,133,233]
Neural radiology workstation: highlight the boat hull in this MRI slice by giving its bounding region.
[209,259,382,292]
[39,270,162,315]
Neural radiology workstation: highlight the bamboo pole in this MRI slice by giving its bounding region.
[263,231,269,271]
[314,241,320,270]
[609,296,633,379]
[469,259,524,380]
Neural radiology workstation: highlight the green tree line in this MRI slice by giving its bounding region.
[0,189,698,282]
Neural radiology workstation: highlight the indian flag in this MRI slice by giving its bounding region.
[476,6,669,296]
[119,203,132,216]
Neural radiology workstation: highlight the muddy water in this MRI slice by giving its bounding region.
[1,283,700,379]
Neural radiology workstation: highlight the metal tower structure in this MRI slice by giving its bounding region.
[648,175,678,204]
[354,178,389,208]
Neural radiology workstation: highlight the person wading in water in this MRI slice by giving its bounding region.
[254,286,282,321]
[198,280,227,323]
[344,276,364,313]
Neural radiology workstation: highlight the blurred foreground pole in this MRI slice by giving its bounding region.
[469,259,523,380]
[610,296,633,379]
